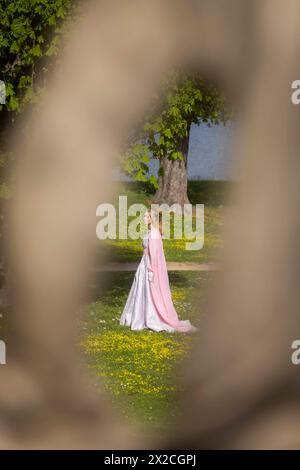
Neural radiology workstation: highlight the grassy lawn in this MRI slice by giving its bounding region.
[81,270,215,433]
[96,180,231,263]
[85,181,227,431]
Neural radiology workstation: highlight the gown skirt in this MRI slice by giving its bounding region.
[119,236,176,332]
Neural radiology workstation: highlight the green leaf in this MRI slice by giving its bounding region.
[164,128,172,139]
[48,16,56,26]
[170,151,181,160]
[31,44,42,57]
[8,95,19,111]
[149,175,158,190]
[9,41,19,53]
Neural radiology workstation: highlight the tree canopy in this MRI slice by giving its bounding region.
[0,0,76,114]
[122,71,231,189]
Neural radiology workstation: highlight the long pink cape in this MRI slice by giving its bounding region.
[148,227,197,333]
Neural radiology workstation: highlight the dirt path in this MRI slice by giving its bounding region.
[92,262,221,272]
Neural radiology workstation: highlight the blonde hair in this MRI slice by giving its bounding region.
[148,208,163,235]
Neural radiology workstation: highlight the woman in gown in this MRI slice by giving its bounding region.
[119,209,197,333]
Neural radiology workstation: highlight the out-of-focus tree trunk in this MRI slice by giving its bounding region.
[2,0,300,450]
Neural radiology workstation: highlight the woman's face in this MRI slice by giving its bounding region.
[143,211,151,226]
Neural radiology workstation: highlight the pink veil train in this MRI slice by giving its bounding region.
[147,225,197,333]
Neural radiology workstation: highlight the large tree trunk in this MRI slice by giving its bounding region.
[153,123,191,207]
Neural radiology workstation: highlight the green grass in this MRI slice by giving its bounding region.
[95,180,231,263]
[81,270,215,433]
[86,181,227,430]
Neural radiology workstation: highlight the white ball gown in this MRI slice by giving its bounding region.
[119,232,176,332]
